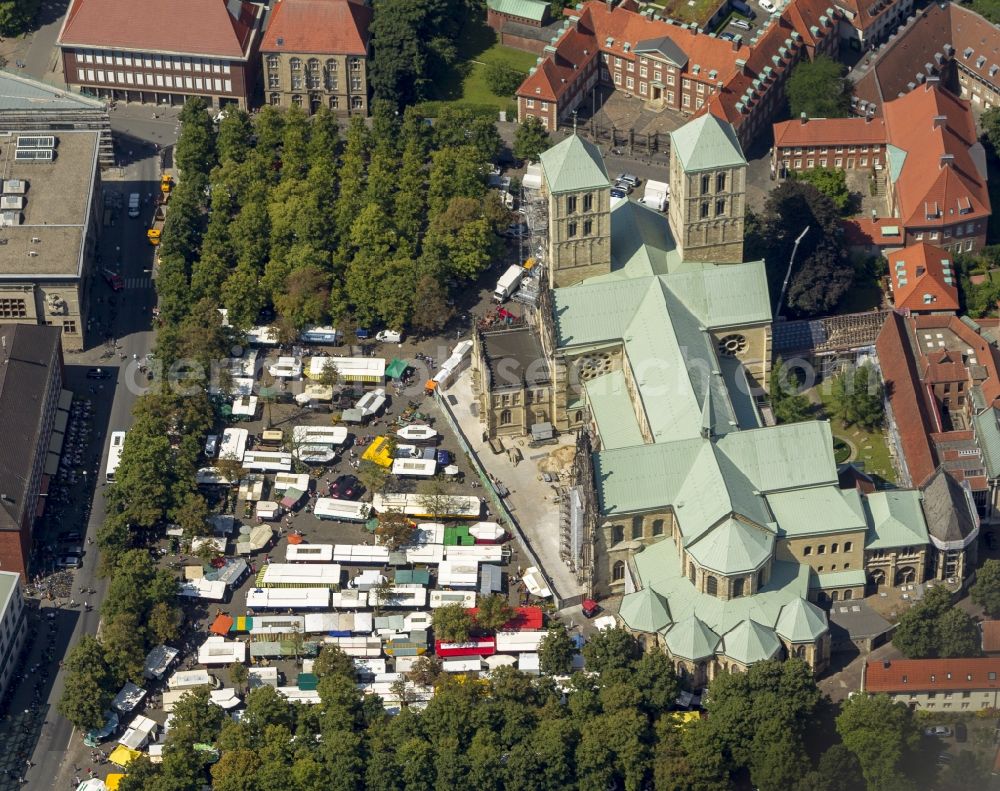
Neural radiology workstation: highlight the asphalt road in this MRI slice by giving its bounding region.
[22,136,162,789]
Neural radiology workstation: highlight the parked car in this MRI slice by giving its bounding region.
[720,31,736,40]
[56,555,82,569]
[924,725,952,737]
[611,187,628,200]
[436,450,453,466]
[730,18,752,28]
[616,172,640,188]
[204,435,218,457]
[86,367,111,380]
[954,722,967,742]
[376,329,404,344]
[503,222,530,239]
[355,328,372,340]
[331,475,364,500]
[758,0,775,11]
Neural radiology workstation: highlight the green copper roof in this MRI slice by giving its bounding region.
[974,408,1000,478]
[767,486,867,537]
[774,598,828,643]
[486,0,548,21]
[585,371,645,450]
[633,538,814,641]
[669,114,746,173]
[687,518,774,575]
[539,135,610,194]
[863,490,929,549]
[808,568,868,589]
[721,619,782,665]
[619,586,672,633]
[714,421,837,492]
[665,615,720,661]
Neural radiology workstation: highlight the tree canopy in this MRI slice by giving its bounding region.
[971,558,1000,617]
[892,585,981,659]
[795,167,852,214]
[829,361,884,431]
[786,55,850,119]
[513,116,551,162]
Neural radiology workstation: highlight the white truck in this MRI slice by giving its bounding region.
[493,264,525,303]
[127,192,141,218]
[640,180,670,211]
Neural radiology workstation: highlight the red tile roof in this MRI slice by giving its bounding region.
[468,606,544,631]
[875,312,938,485]
[983,621,1000,653]
[887,243,960,313]
[261,0,371,56]
[841,217,906,248]
[58,0,260,59]
[883,84,990,229]
[866,657,1000,693]
[773,115,886,148]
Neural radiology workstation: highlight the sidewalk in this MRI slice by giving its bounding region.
[445,370,586,603]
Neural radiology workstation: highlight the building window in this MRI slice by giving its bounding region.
[733,577,745,598]
[757,569,765,589]
[583,193,593,211]
[818,545,826,554]
[499,409,512,426]
[568,222,577,237]
[831,543,839,553]
[329,95,339,109]
[612,561,626,582]
[700,202,709,219]
[62,320,77,334]
[631,522,642,540]
[290,57,301,72]
[803,546,812,555]
[612,525,624,544]
[292,94,303,107]
[843,589,853,600]
[0,299,27,318]
[567,196,577,213]
[706,575,718,596]
[583,219,592,235]
[351,58,361,71]
[701,174,711,194]
[652,519,664,536]
[351,76,362,91]
[291,76,303,90]
[351,96,363,110]
[268,73,279,89]
[267,55,279,70]
[844,541,852,552]
[715,198,725,216]
[716,172,726,192]
[269,93,281,106]
[688,563,696,584]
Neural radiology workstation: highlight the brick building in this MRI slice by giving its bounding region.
[773,84,989,255]
[0,325,63,581]
[834,0,915,51]
[487,0,563,54]
[57,0,263,108]
[516,0,841,148]
[863,657,1000,711]
[852,2,1000,115]
[885,243,959,314]
[260,0,372,115]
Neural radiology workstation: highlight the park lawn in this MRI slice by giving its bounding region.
[646,0,720,25]
[424,19,538,114]
[809,383,897,485]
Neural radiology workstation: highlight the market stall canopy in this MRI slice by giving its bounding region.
[111,682,146,714]
[210,614,234,636]
[210,689,242,709]
[484,654,518,669]
[521,567,552,598]
[281,488,305,509]
[386,358,409,380]
[76,780,107,791]
[108,745,141,768]
[341,408,364,423]
[105,775,125,791]
[83,710,119,747]
[247,524,273,550]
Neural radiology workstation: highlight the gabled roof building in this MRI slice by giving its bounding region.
[57,0,263,108]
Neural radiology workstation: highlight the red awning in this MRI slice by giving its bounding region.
[210,614,234,635]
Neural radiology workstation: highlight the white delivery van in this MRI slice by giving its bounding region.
[127,192,141,218]
[640,180,670,211]
[493,265,525,303]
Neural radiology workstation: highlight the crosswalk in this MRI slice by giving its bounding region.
[122,276,153,290]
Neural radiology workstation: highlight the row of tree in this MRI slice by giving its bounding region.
[155,99,510,343]
[113,628,967,791]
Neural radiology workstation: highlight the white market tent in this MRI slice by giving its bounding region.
[331,543,389,564]
[429,589,477,608]
[256,501,281,521]
[248,667,279,689]
[167,669,218,690]
[118,714,158,750]
[315,498,371,522]
[231,395,259,418]
[191,536,227,555]
[250,615,306,635]
[276,687,321,704]
[292,425,348,447]
[210,689,242,710]
[285,543,334,562]
[273,473,310,492]
[437,560,480,588]
[444,544,503,563]
[242,451,293,472]
[261,563,342,587]
[196,467,231,486]
[268,356,303,379]
[495,630,547,653]
[329,588,365,608]
[395,424,438,443]
[219,428,249,463]
[178,578,227,600]
[323,636,382,657]
[356,388,387,417]
[239,476,266,501]
[392,458,437,477]
[306,356,385,384]
[521,566,552,598]
[142,645,179,680]
[349,569,386,591]
[469,522,506,542]
[367,585,427,608]
[295,383,335,405]
[246,587,330,609]
[111,682,146,714]
[198,635,249,665]
[442,658,483,673]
